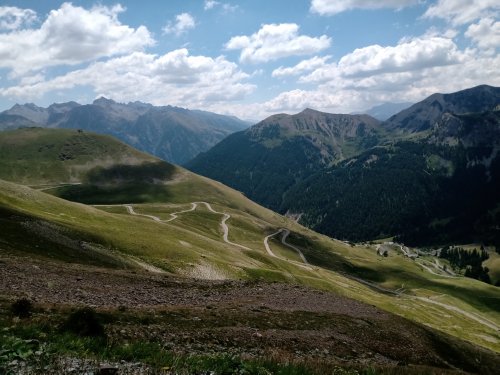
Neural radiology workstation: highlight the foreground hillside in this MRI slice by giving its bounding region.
[2,254,500,374]
[1,128,499,372]
[187,85,500,247]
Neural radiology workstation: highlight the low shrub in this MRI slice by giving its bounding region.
[61,307,105,337]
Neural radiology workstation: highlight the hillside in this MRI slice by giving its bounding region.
[187,109,381,209]
[187,85,500,247]
[1,127,499,373]
[384,84,500,133]
[0,98,248,164]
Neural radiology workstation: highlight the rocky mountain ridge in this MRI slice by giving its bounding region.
[187,85,500,246]
[0,98,248,164]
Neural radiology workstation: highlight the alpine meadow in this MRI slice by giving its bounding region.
[0,1,499,374]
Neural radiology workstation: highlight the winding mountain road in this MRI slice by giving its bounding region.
[125,205,162,222]
[124,202,250,250]
[281,229,309,264]
[101,203,500,331]
[164,202,197,222]
[264,229,311,269]
[414,296,499,331]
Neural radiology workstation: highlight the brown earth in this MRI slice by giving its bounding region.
[1,254,499,374]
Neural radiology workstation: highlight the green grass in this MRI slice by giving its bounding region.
[1,178,499,353]
[0,128,160,185]
[0,128,499,354]
[0,309,380,375]
[3,304,493,375]
[52,183,173,204]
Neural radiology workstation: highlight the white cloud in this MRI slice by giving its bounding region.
[225,23,331,63]
[262,89,360,113]
[204,1,237,13]
[222,4,238,13]
[0,3,154,76]
[272,56,331,78]
[246,33,500,120]
[338,37,463,76]
[162,13,195,36]
[0,49,255,109]
[465,17,500,50]
[0,6,37,30]
[310,0,418,16]
[423,0,499,25]
[302,37,464,83]
[256,51,500,118]
[204,1,220,10]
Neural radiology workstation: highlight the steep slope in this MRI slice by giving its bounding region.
[187,85,500,247]
[1,128,499,359]
[284,108,500,246]
[2,101,80,125]
[384,84,500,133]
[0,127,169,185]
[0,98,249,164]
[0,113,37,131]
[187,109,380,209]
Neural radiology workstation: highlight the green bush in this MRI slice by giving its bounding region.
[10,298,33,319]
[61,307,105,337]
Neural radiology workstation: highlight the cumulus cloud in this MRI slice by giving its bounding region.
[204,1,237,13]
[225,23,331,63]
[339,37,464,77]
[262,89,358,113]
[162,13,195,36]
[465,17,500,50]
[310,0,418,16]
[0,49,255,108]
[256,51,500,118]
[250,32,500,119]
[0,6,37,30]
[272,56,331,77]
[0,3,154,76]
[423,0,499,25]
[301,36,464,84]
[204,1,219,10]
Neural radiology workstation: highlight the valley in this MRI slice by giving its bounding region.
[187,85,500,251]
[0,1,499,373]
[0,99,499,373]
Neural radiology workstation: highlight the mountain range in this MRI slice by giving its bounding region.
[0,98,248,164]
[354,101,412,121]
[0,126,499,373]
[187,85,500,247]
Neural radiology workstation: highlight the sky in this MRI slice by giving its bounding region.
[0,0,498,121]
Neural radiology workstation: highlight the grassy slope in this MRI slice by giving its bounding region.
[0,127,159,185]
[0,128,498,352]
[1,178,499,353]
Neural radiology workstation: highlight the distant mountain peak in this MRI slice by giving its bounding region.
[93,97,117,106]
[299,108,321,115]
[384,85,500,133]
[1,97,248,165]
[355,102,413,121]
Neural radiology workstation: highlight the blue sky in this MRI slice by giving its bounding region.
[0,0,498,120]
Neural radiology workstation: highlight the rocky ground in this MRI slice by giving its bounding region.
[1,254,499,374]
